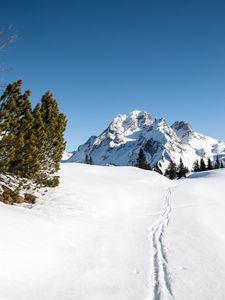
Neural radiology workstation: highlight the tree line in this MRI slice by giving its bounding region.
[193,156,223,172]
[136,148,224,179]
[0,80,67,188]
[136,148,188,179]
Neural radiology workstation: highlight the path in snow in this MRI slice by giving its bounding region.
[28,164,170,300]
[150,188,173,300]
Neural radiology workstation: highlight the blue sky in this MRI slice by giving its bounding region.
[1,0,225,151]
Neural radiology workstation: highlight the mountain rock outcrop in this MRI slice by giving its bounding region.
[68,111,225,172]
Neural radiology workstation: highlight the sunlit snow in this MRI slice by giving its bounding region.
[0,163,225,299]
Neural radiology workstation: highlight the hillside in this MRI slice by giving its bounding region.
[0,163,225,299]
[69,111,225,172]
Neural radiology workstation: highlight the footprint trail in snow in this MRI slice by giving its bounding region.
[150,188,173,300]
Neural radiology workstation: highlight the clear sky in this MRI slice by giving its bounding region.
[1,0,225,151]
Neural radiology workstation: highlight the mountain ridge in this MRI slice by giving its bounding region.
[68,110,225,171]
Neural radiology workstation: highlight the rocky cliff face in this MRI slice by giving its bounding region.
[68,111,225,172]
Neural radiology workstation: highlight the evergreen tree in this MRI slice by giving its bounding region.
[153,164,162,175]
[84,154,89,164]
[214,155,220,169]
[200,158,206,171]
[84,153,93,165]
[220,160,224,168]
[177,158,188,178]
[137,149,150,170]
[7,89,34,177]
[0,80,23,172]
[193,159,200,172]
[0,82,67,188]
[207,157,213,170]
[39,91,67,186]
[26,103,47,182]
[165,160,177,180]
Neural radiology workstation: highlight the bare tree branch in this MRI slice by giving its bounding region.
[0,25,17,53]
[0,25,17,88]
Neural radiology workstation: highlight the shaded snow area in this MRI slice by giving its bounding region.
[0,163,225,300]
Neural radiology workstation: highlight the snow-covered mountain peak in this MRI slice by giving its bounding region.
[171,121,192,131]
[109,110,154,135]
[171,121,193,143]
[172,120,192,132]
[151,118,178,141]
[154,118,170,130]
[68,110,225,171]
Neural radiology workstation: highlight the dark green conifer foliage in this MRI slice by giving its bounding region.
[193,159,200,172]
[84,154,93,165]
[39,91,67,187]
[27,103,47,182]
[0,82,67,188]
[7,89,34,177]
[200,158,206,171]
[177,158,188,178]
[215,156,220,169]
[207,157,213,170]
[84,154,89,164]
[0,80,23,173]
[153,164,162,175]
[165,160,177,180]
[137,149,151,170]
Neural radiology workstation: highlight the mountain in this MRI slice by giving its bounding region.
[62,151,74,161]
[68,110,225,172]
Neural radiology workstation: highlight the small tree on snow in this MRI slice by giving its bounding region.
[153,164,163,175]
[84,154,93,165]
[207,157,213,170]
[137,149,151,170]
[165,160,177,180]
[200,158,206,171]
[177,158,188,179]
[193,159,200,172]
[214,156,220,169]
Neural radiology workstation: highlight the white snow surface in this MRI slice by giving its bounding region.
[69,110,225,172]
[0,163,225,299]
[62,151,73,161]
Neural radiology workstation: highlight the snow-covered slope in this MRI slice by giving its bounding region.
[69,110,225,172]
[166,170,225,299]
[62,151,73,161]
[0,164,225,299]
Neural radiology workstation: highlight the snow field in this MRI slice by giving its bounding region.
[0,164,225,299]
